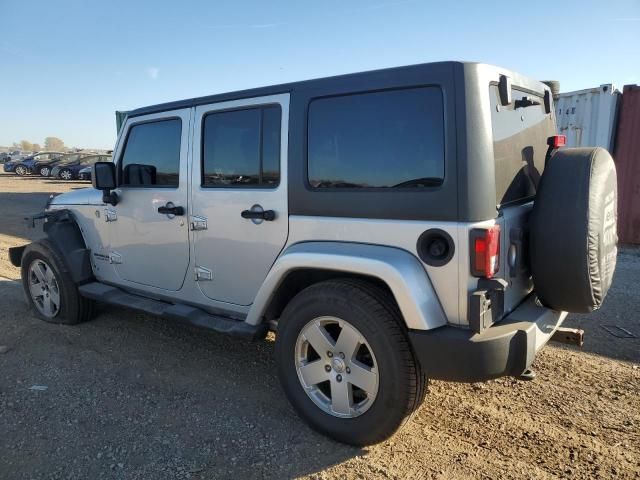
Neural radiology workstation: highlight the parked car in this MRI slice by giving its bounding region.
[12,152,64,175]
[77,165,92,180]
[3,157,21,172]
[10,62,619,446]
[0,152,12,164]
[50,154,111,180]
[36,152,92,177]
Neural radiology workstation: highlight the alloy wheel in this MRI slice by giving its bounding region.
[60,170,72,180]
[295,316,379,418]
[28,259,61,318]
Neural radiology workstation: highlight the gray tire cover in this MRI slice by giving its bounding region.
[529,147,618,313]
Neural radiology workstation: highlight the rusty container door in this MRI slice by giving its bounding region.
[614,85,640,245]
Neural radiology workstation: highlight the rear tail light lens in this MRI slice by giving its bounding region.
[547,134,566,148]
[471,226,501,278]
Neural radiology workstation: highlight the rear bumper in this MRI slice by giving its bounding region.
[408,296,567,382]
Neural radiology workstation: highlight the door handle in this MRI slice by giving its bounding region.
[158,205,185,216]
[241,209,276,221]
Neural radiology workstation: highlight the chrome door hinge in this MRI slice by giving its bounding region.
[109,252,123,264]
[190,215,208,231]
[104,208,117,222]
[194,265,213,281]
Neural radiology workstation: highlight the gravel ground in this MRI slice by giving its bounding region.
[0,172,639,479]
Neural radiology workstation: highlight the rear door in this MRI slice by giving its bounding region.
[489,83,556,314]
[108,109,192,291]
[191,94,289,305]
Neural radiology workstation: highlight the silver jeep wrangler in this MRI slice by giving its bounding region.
[11,62,618,446]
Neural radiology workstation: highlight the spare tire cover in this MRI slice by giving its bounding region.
[529,147,618,313]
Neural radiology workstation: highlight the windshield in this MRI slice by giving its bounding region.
[490,85,555,207]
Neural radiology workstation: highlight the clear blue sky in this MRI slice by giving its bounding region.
[1,0,638,149]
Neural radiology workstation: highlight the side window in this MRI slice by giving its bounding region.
[202,105,281,187]
[119,118,181,187]
[308,87,445,188]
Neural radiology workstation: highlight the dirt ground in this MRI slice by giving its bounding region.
[0,172,638,480]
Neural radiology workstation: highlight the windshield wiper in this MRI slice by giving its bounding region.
[392,177,443,188]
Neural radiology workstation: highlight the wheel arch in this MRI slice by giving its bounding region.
[12,209,93,284]
[246,242,448,331]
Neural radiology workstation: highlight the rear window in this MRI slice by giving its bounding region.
[308,87,445,188]
[490,85,555,206]
[202,105,281,188]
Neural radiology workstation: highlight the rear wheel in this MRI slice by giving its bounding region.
[275,279,425,445]
[14,165,26,175]
[59,168,73,180]
[21,240,93,325]
[38,166,50,176]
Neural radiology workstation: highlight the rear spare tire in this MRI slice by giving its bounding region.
[529,147,617,313]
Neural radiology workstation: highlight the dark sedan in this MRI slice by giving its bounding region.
[9,152,63,175]
[35,152,92,177]
[51,155,112,180]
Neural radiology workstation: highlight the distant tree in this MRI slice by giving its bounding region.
[32,143,41,151]
[19,140,34,151]
[44,137,65,151]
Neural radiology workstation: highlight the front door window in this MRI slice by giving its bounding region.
[120,119,181,187]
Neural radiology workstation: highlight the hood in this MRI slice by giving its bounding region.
[48,187,103,206]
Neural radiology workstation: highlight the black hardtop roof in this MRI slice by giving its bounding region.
[127,61,474,118]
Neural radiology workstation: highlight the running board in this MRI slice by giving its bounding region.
[78,282,267,340]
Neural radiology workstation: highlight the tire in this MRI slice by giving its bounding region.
[59,168,73,180]
[275,278,425,446]
[530,147,618,313]
[14,165,26,175]
[38,166,50,176]
[21,240,93,325]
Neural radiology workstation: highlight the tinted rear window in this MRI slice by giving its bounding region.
[490,85,555,206]
[202,105,281,187]
[308,87,445,188]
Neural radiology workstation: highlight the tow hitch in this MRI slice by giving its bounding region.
[550,327,585,347]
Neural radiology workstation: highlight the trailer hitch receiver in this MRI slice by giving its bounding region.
[551,327,584,347]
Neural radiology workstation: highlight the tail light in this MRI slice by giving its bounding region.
[547,135,566,148]
[471,226,501,278]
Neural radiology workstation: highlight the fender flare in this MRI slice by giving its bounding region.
[246,241,447,330]
[10,209,93,284]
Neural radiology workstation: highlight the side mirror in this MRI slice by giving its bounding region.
[92,162,118,205]
[123,163,156,186]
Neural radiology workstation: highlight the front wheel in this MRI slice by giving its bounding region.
[21,240,93,324]
[38,166,50,176]
[275,279,426,445]
[59,168,73,180]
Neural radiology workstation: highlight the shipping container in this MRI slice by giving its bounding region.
[614,85,640,245]
[555,84,621,150]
